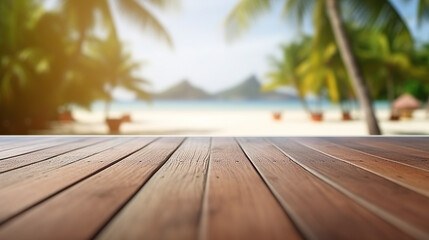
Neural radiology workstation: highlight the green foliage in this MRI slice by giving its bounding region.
[62,0,172,47]
[264,38,310,95]
[89,33,151,102]
[417,0,429,26]
[0,0,173,133]
[402,80,429,101]
[224,0,274,39]
[226,0,412,41]
[228,0,429,114]
[354,28,429,102]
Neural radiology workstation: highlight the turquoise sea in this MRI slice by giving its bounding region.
[88,99,391,111]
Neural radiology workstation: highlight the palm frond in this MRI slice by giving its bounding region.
[344,0,412,40]
[224,0,274,40]
[417,0,429,26]
[140,0,179,10]
[281,0,315,28]
[62,0,100,34]
[118,0,172,47]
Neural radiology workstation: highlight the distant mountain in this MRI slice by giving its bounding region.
[215,75,294,100]
[154,80,211,100]
[153,75,296,100]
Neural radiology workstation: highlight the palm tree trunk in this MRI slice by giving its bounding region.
[325,0,381,135]
[317,93,323,113]
[293,77,311,114]
[105,101,111,120]
[298,96,311,114]
[386,68,395,112]
[426,97,429,119]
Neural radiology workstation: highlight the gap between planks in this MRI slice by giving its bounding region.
[269,138,429,240]
[0,137,184,240]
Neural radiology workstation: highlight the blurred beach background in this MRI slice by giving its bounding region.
[37,99,429,135]
[1,0,429,135]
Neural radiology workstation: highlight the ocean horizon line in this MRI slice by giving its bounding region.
[76,99,391,112]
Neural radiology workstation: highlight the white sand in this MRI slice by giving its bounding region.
[38,108,429,135]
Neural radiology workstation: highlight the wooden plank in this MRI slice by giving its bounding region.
[0,137,148,223]
[378,137,429,153]
[238,138,412,240]
[0,138,130,189]
[0,137,49,151]
[0,137,80,160]
[0,137,53,147]
[271,138,429,239]
[344,137,429,153]
[0,137,111,173]
[0,137,75,155]
[327,138,429,171]
[0,137,183,240]
[298,138,429,197]
[0,138,62,154]
[200,138,301,240]
[346,138,429,159]
[96,137,210,240]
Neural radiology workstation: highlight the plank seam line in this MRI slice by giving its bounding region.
[46,138,135,173]
[342,138,429,155]
[0,137,159,226]
[0,139,133,190]
[324,138,429,173]
[0,138,114,174]
[0,137,84,161]
[235,137,309,240]
[270,139,429,240]
[298,140,429,198]
[374,139,429,153]
[0,138,59,153]
[90,137,187,240]
[197,137,212,240]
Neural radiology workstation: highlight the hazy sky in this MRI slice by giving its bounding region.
[46,0,429,99]
[112,0,295,96]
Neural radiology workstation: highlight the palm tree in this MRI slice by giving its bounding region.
[61,0,174,116]
[297,42,353,113]
[356,30,425,115]
[89,33,151,119]
[1,0,174,134]
[264,39,312,114]
[0,0,55,132]
[61,0,173,56]
[417,0,429,26]
[0,0,40,101]
[225,0,412,134]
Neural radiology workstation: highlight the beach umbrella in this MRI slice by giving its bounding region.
[393,94,421,118]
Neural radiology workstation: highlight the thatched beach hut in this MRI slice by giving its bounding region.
[393,94,421,119]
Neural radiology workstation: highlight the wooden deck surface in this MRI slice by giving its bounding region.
[0,136,428,240]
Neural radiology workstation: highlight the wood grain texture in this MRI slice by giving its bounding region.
[298,138,429,197]
[97,137,210,240]
[0,137,109,173]
[0,138,123,189]
[341,137,429,158]
[0,137,54,152]
[354,138,429,156]
[327,138,429,171]
[200,138,301,240]
[382,137,429,152]
[0,136,428,240]
[238,138,411,240]
[0,137,183,240]
[345,137,429,153]
[0,137,79,160]
[0,137,137,223]
[271,138,429,239]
